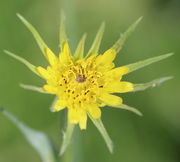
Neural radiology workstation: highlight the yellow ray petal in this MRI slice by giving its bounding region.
[96,49,116,66]
[105,81,134,93]
[53,99,67,112]
[59,43,72,64]
[68,108,79,124]
[99,93,122,106]
[36,66,50,79]
[45,48,58,66]
[104,66,129,80]
[17,13,48,58]
[43,85,58,94]
[86,104,101,119]
[79,110,87,130]
[86,22,105,57]
[74,33,87,59]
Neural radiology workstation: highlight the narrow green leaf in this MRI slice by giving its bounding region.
[89,115,113,153]
[20,83,47,94]
[59,123,75,156]
[59,11,68,50]
[86,22,105,57]
[133,76,173,92]
[111,17,143,53]
[113,104,143,116]
[125,53,174,74]
[74,33,87,59]
[4,50,39,75]
[0,108,56,162]
[17,13,48,58]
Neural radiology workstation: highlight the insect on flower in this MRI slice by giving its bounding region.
[4,13,173,153]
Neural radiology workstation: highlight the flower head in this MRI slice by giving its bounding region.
[5,13,172,153]
[36,43,133,129]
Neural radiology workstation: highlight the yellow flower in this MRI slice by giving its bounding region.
[36,43,133,129]
[5,13,172,153]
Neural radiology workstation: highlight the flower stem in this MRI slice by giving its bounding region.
[60,127,84,162]
[72,128,84,162]
[60,0,82,161]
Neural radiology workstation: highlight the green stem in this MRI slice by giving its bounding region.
[60,143,73,162]
[59,0,82,162]
[72,128,84,162]
[60,126,84,162]
[59,123,75,156]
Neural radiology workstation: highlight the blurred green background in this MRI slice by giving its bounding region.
[0,0,180,161]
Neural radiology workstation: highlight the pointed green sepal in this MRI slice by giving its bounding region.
[113,104,143,116]
[125,53,174,74]
[111,17,143,53]
[74,33,87,59]
[20,83,47,94]
[4,50,39,75]
[59,123,75,156]
[50,96,58,112]
[133,76,173,92]
[17,13,48,58]
[0,108,56,162]
[89,115,113,153]
[59,11,69,51]
[86,22,105,57]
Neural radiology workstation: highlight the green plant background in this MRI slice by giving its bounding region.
[0,0,180,162]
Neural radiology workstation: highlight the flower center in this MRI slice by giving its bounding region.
[75,74,86,83]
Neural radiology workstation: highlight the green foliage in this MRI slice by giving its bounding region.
[0,108,57,162]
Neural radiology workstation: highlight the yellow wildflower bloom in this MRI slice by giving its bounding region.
[5,13,172,153]
[36,44,133,129]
